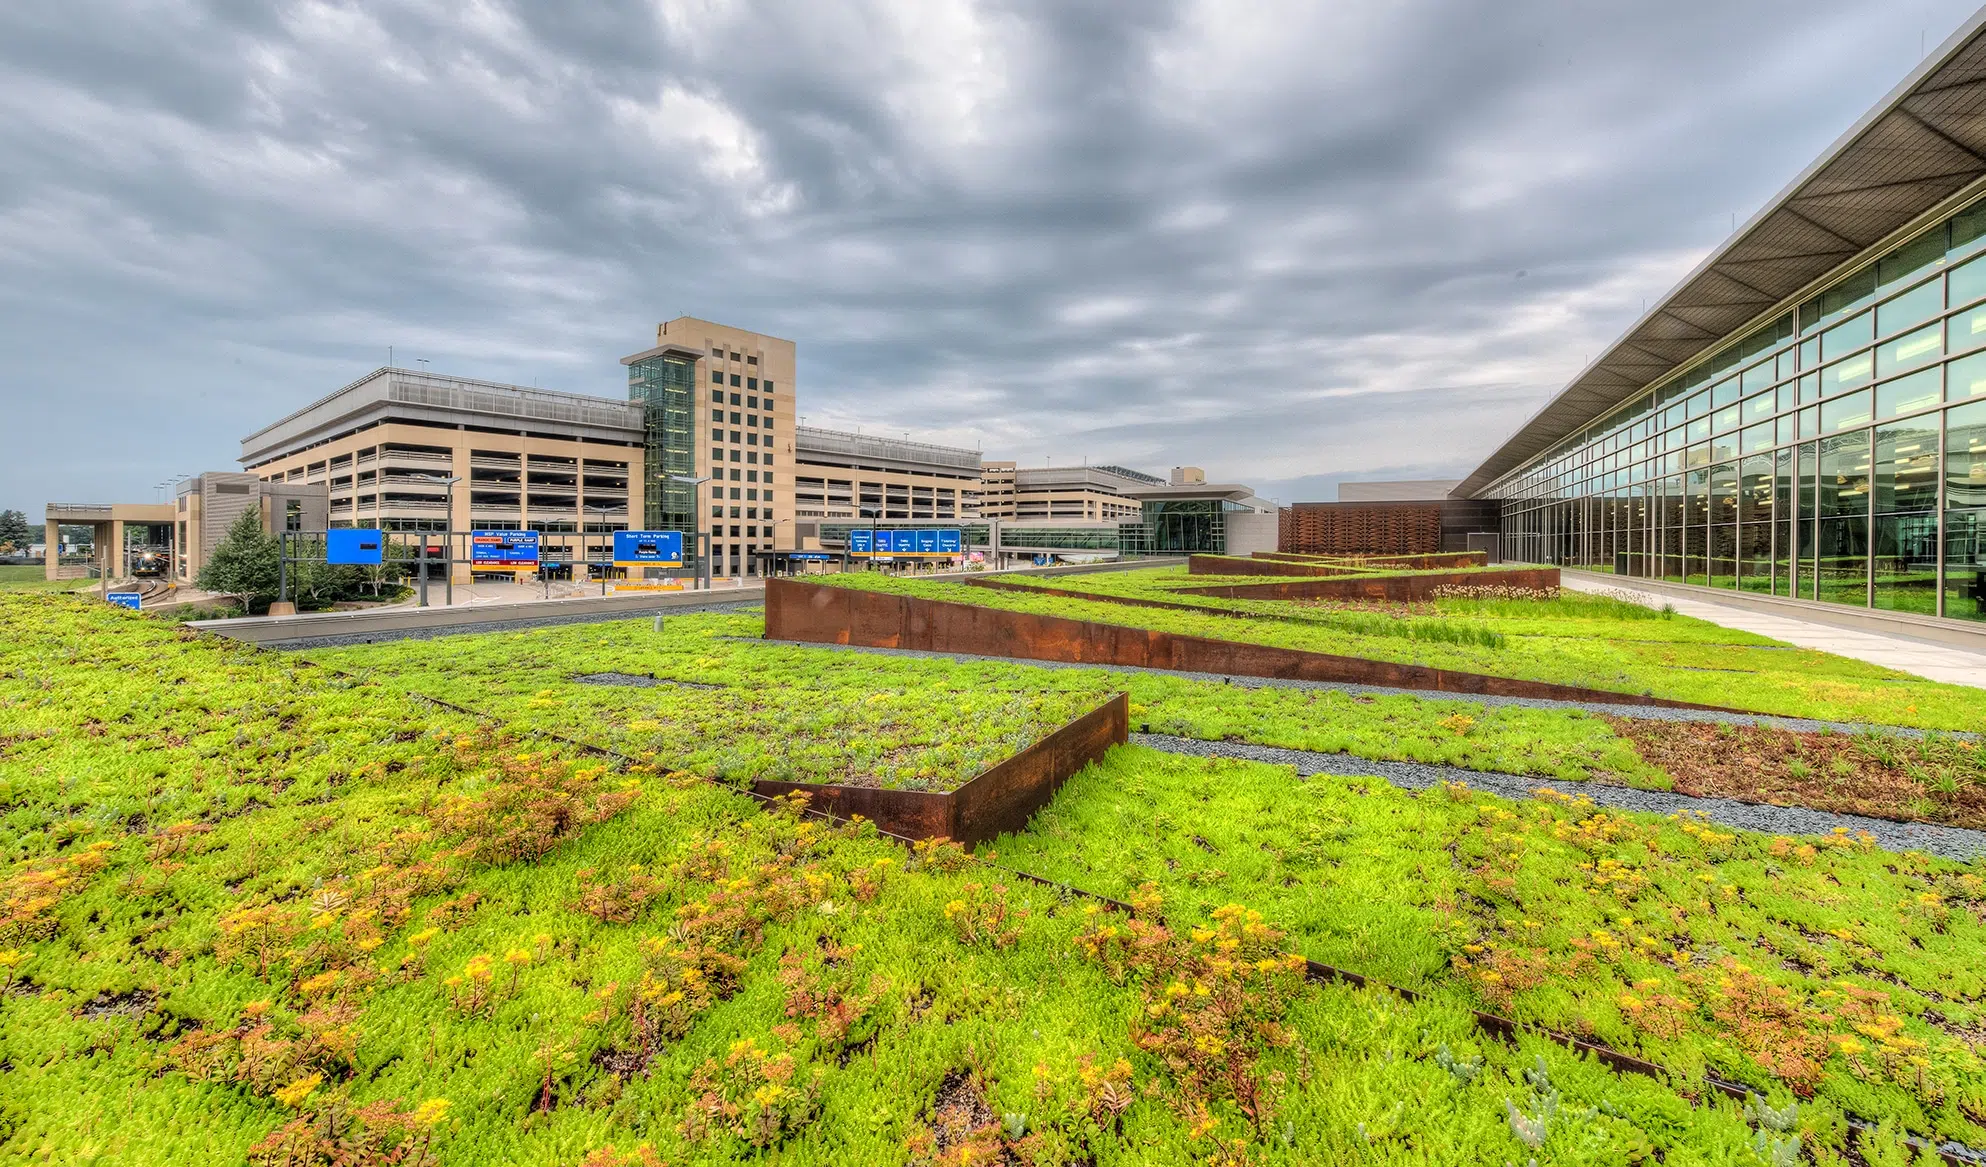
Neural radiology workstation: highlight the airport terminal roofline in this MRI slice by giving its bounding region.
[240,367,642,465]
[794,424,983,473]
[1454,6,1986,499]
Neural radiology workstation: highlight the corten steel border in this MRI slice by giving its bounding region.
[1187,554,1364,578]
[750,692,1129,847]
[1348,551,1489,570]
[1175,566,1561,603]
[964,576,1215,615]
[763,578,1736,712]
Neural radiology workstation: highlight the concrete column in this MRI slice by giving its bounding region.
[44,520,58,580]
[109,519,126,579]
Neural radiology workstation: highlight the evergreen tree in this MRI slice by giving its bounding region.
[0,509,29,552]
[196,509,280,611]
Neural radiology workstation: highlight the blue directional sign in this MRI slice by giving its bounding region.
[614,529,684,567]
[788,552,835,561]
[326,528,385,566]
[847,528,964,556]
[106,591,142,611]
[470,530,539,567]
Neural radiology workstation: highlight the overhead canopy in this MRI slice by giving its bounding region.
[1454,8,1986,499]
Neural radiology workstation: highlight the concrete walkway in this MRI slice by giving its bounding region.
[1562,574,1986,690]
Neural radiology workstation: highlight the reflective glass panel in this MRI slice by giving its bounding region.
[1952,253,1986,306]
[1800,372,1822,403]
[1876,280,1942,337]
[1875,323,1941,376]
[1819,430,1871,520]
[1814,514,1869,605]
[1744,392,1775,425]
[1876,368,1941,419]
[1821,389,1873,433]
[1950,399,1986,509]
[1944,508,1986,621]
[1824,352,1873,394]
[1948,303,1986,355]
[1948,349,1986,401]
[1953,203,1986,261]
[1712,404,1740,434]
[1742,362,1774,394]
[1774,447,1795,597]
[1711,378,1740,409]
[1879,230,1947,293]
[1739,454,1772,524]
[1710,461,1739,526]
[1817,269,1877,329]
[1742,422,1774,454]
[1873,512,1939,613]
[1821,311,1873,361]
[1875,417,1940,515]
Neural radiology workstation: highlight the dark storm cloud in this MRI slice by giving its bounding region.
[1,0,1979,511]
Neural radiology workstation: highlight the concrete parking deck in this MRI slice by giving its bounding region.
[1562,571,1986,690]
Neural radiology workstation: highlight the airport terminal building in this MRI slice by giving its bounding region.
[1459,15,1986,626]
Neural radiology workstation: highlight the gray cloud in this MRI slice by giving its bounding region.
[2,0,1978,514]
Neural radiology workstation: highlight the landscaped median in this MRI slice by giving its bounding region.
[790,569,1985,728]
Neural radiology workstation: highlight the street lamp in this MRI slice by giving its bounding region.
[771,517,793,577]
[440,476,462,606]
[858,506,881,574]
[585,502,617,594]
[662,473,713,591]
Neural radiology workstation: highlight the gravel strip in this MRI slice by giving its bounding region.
[1132,733,1986,862]
[752,637,1961,738]
[266,602,761,649]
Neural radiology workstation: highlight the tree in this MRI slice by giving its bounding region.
[0,509,29,553]
[291,559,363,610]
[196,509,280,612]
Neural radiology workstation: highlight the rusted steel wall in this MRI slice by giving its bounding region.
[1174,566,1559,603]
[950,692,1128,847]
[747,692,1128,846]
[1245,551,1488,570]
[1186,555,1361,577]
[1356,551,1489,570]
[964,576,1210,615]
[1280,502,1443,556]
[748,778,955,840]
[763,578,1727,711]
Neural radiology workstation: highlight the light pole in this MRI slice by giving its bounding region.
[662,473,713,590]
[585,502,616,594]
[858,506,880,574]
[771,517,793,576]
[441,476,462,605]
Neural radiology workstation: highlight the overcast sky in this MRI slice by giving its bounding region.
[4,0,1981,517]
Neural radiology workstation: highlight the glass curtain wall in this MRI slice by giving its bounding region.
[626,353,699,566]
[1491,195,1986,622]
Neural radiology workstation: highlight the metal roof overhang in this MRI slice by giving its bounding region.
[1453,7,1986,499]
[619,342,708,366]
